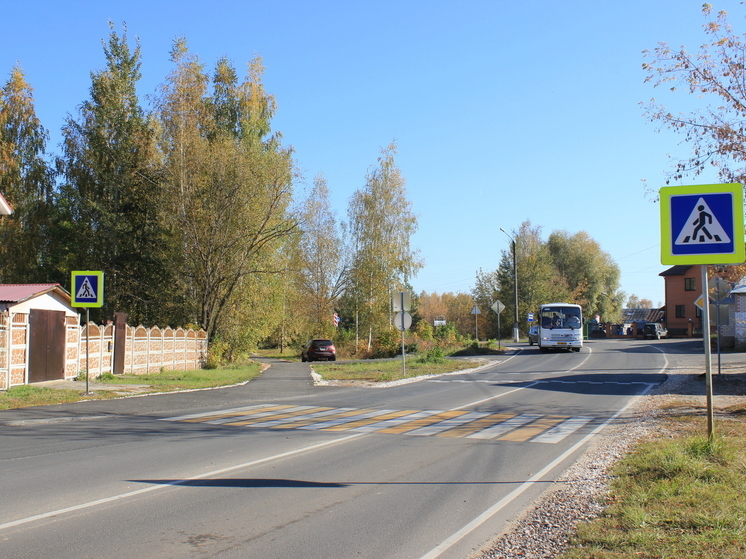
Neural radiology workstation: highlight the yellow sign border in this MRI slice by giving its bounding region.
[660,183,744,265]
[70,271,104,308]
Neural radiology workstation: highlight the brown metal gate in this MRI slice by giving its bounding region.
[28,309,66,383]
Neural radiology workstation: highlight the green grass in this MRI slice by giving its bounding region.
[92,363,263,390]
[0,356,481,409]
[560,415,746,559]
[0,385,90,409]
[311,357,482,382]
[0,362,262,410]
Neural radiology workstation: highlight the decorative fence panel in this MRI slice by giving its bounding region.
[1,311,208,389]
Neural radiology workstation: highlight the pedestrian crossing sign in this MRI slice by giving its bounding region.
[71,271,104,307]
[660,183,744,264]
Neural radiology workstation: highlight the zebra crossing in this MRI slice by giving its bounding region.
[162,404,594,444]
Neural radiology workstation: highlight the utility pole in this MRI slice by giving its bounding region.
[500,228,519,342]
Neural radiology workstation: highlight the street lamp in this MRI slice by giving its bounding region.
[500,228,519,342]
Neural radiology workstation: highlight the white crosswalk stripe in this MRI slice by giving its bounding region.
[161,405,598,444]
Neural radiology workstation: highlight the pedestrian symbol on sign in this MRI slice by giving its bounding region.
[76,277,96,300]
[70,271,104,308]
[660,184,744,265]
[675,197,730,245]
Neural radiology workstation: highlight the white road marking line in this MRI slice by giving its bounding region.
[0,433,364,532]
[466,414,542,440]
[418,380,661,559]
[350,410,444,433]
[298,409,396,430]
[406,412,492,436]
[531,416,593,444]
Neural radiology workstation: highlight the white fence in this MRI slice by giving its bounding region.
[1,312,208,389]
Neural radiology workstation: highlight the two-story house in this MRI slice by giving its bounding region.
[659,265,702,337]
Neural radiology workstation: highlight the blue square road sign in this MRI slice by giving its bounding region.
[71,271,104,308]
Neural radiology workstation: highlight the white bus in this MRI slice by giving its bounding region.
[536,303,583,352]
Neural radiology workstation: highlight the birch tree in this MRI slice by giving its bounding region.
[346,142,422,349]
[294,174,349,336]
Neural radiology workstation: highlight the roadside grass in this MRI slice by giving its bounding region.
[0,355,481,409]
[560,413,746,559]
[0,362,262,410]
[93,363,262,390]
[311,356,483,382]
[0,385,94,409]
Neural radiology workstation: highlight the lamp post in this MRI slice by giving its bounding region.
[500,228,519,342]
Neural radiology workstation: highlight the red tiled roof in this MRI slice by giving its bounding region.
[0,284,69,304]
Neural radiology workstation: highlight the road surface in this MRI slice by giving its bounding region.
[0,339,676,559]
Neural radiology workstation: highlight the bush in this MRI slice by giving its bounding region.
[417,346,445,364]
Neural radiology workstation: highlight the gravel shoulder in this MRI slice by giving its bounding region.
[469,349,746,559]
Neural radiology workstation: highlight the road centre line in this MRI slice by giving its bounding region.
[450,346,593,411]
[1,347,668,536]
[0,433,364,532]
[419,348,668,559]
[419,381,658,559]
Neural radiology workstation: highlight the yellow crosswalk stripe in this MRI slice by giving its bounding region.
[323,410,421,431]
[498,416,567,442]
[437,413,517,437]
[165,405,593,443]
[377,410,467,434]
[180,404,294,423]
[222,407,333,427]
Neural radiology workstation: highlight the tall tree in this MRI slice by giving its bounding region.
[0,65,55,283]
[627,294,653,308]
[494,221,566,338]
[57,23,162,323]
[547,230,624,322]
[157,40,296,343]
[642,4,746,185]
[346,142,422,349]
[293,173,349,336]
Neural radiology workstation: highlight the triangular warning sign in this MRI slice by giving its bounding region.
[76,277,96,299]
[674,197,731,245]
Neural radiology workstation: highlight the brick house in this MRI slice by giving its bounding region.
[659,265,702,337]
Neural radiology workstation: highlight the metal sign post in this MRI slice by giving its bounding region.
[661,183,744,439]
[471,305,481,342]
[71,271,105,395]
[491,300,505,350]
[393,292,412,378]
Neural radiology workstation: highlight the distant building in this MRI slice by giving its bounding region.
[659,265,702,337]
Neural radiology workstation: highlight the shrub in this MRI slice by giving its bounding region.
[417,346,445,364]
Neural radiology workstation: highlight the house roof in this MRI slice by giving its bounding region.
[0,284,70,304]
[659,265,695,277]
[622,307,664,323]
[0,192,11,215]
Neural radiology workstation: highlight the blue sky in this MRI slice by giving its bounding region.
[2,0,742,311]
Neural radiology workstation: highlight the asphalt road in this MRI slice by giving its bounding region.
[0,339,684,559]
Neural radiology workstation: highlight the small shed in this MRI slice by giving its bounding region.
[0,284,78,386]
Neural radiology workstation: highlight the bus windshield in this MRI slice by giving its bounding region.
[539,306,582,329]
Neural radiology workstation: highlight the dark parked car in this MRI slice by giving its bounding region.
[641,323,668,340]
[528,325,539,345]
[301,339,337,362]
